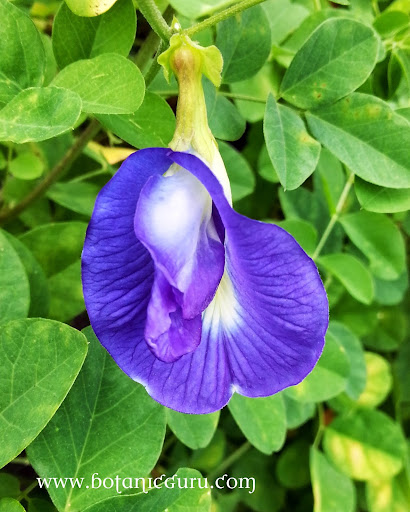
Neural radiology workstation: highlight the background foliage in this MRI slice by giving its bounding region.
[0,0,409,511]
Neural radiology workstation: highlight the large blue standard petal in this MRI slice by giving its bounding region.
[82,148,329,414]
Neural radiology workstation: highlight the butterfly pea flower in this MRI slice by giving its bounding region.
[82,33,328,414]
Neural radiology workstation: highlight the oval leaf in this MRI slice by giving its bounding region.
[0,87,82,143]
[264,94,321,190]
[306,94,410,188]
[0,0,45,104]
[228,394,286,454]
[97,91,175,148]
[4,231,50,318]
[318,253,374,304]
[219,141,255,201]
[27,328,166,511]
[0,230,30,324]
[323,408,407,481]
[0,498,25,512]
[217,5,271,83]
[52,54,144,114]
[328,322,366,400]
[281,18,379,109]
[81,468,211,512]
[340,211,406,280]
[0,318,87,468]
[53,0,136,69]
[355,178,410,213]
[286,330,350,402]
[66,0,119,17]
[310,448,356,512]
[167,410,219,450]
[357,352,392,408]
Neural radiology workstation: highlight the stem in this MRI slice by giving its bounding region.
[218,91,266,103]
[372,0,380,16]
[138,0,172,43]
[313,403,325,449]
[0,119,101,226]
[207,442,251,482]
[135,6,174,73]
[185,0,267,37]
[312,172,355,260]
[313,0,321,11]
[17,480,38,502]
[10,456,30,466]
[145,40,167,87]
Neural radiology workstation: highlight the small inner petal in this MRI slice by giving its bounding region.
[134,167,225,361]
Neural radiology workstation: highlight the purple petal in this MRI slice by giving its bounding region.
[134,169,225,361]
[82,148,328,414]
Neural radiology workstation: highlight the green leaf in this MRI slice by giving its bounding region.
[0,318,87,469]
[355,178,410,213]
[339,211,406,280]
[0,0,45,105]
[218,141,255,202]
[52,54,144,114]
[282,391,315,428]
[0,498,25,512]
[263,0,309,45]
[217,5,271,83]
[315,148,345,214]
[97,91,175,148]
[27,327,166,511]
[280,18,379,109]
[20,222,87,277]
[276,441,310,489]
[0,230,30,324]
[48,260,85,322]
[167,410,219,450]
[53,0,136,69]
[364,307,406,352]
[373,10,410,40]
[357,352,392,408]
[231,64,280,123]
[0,87,82,143]
[81,468,211,512]
[191,429,226,473]
[0,473,20,499]
[3,231,50,318]
[47,181,99,216]
[20,222,87,322]
[273,219,318,256]
[323,408,407,481]
[306,94,410,188]
[374,271,408,306]
[258,144,279,183]
[286,330,350,402]
[204,80,245,142]
[232,449,285,512]
[318,253,374,304]
[310,448,355,512]
[9,152,45,180]
[228,394,286,454]
[327,322,366,400]
[264,94,321,190]
[366,472,410,512]
[65,0,119,17]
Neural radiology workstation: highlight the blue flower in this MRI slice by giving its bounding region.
[81,33,328,414]
[82,148,328,413]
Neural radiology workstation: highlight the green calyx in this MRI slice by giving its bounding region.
[158,26,223,87]
[158,28,224,164]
